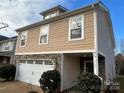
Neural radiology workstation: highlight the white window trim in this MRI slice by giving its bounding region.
[84,60,93,73]
[68,14,84,41]
[15,49,95,55]
[39,24,49,45]
[18,59,54,65]
[20,31,28,47]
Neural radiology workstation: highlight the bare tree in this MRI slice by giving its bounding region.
[0,23,8,29]
[120,39,124,54]
[115,53,124,74]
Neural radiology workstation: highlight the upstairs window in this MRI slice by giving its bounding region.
[45,14,50,19]
[69,15,84,40]
[20,31,27,47]
[4,42,10,51]
[39,25,49,44]
[51,12,57,17]
[44,11,58,20]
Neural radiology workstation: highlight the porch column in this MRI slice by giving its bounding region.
[10,56,13,64]
[60,53,64,91]
[93,52,99,75]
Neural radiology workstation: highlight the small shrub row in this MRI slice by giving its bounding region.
[39,70,61,93]
[76,72,102,93]
[0,64,16,81]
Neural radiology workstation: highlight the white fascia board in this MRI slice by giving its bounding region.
[15,50,95,55]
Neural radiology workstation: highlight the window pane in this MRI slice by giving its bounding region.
[71,16,82,29]
[45,15,50,19]
[71,28,81,39]
[20,31,27,46]
[35,60,43,64]
[40,25,49,44]
[40,35,47,43]
[51,12,57,17]
[4,42,10,50]
[21,39,26,46]
[44,60,53,65]
[5,46,9,50]
[21,32,27,39]
[70,16,82,39]
[42,26,48,35]
[27,60,34,64]
[19,60,26,64]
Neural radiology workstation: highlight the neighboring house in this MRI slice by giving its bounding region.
[0,35,17,64]
[0,35,9,41]
[15,1,115,91]
[115,53,124,74]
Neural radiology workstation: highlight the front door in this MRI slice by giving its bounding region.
[84,61,93,73]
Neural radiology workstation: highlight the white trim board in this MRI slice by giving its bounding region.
[15,50,95,55]
[61,53,64,91]
[98,51,106,57]
[94,10,98,51]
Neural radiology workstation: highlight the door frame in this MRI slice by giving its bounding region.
[84,60,93,73]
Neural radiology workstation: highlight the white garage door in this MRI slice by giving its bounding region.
[16,59,54,86]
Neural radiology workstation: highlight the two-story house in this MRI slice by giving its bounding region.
[15,1,115,91]
[0,35,17,64]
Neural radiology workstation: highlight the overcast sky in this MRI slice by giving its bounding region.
[0,0,124,52]
[0,0,76,37]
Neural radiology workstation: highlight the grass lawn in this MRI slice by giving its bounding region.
[115,75,124,93]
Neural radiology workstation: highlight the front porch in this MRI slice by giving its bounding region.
[61,52,105,91]
[15,52,105,91]
[0,56,11,64]
[0,52,14,64]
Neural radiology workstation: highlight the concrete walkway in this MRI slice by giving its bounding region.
[0,81,43,93]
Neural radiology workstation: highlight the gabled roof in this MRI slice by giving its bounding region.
[16,1,101,31]
[0,36,17,43]
[0,35,9,41]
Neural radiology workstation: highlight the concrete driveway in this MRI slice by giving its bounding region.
[0,81,43,93]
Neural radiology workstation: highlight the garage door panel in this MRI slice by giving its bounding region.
[16,60,54,86]
[18,68,33,83]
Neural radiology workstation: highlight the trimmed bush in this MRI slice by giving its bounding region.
[0,64,16,81]
[39,70,60,93]
[76,72,101,93]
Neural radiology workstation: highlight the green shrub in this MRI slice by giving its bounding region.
[119,61,124,75]
[39,70,60,93]
[76,72,101,93]
[0,64,16,81]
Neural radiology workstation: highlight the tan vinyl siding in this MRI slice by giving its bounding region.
[62,54,80,90]
[16,10,94,53]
